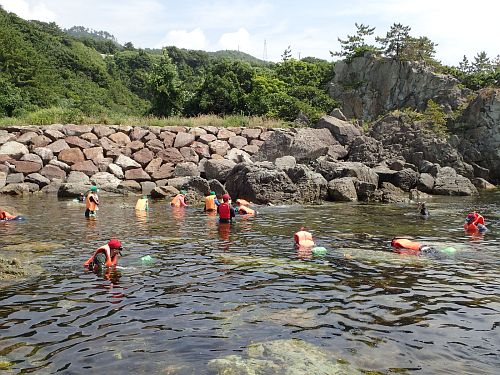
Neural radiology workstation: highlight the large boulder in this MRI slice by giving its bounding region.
[58,148,85,165]
[11,160,41,174]
[347,135,386,165]
[115,154,141,170]
[71,160,99,176]
[225,148,252,164]
[208,179,227,196]
[315,158,379,186]
[46,139,70,154]
[225,163,298,204]
[90,172,122,190]
[432,167,478,196]
[166,176,210,201]
[314,115,362,146]
[40,165,67,181]
[289,128,337,162]
[253,128,338,163]
[1,183,38,195]
[204,159,236,182]
[275,156,297,170]
[25,173,50,187]
[58,183,91,198]
[62,124,92,136]
[327,177,358,202]
[124,168,151,181]
[173,132,195,148]
[66,171,90,184]
[0,141,29,159]
[174,162,200,177]
[285,164,328,203]
[252,130,294,162]
[0,171,6,189]
[33,147,54,163]
[417,173,435,193]
[377,182,409,203]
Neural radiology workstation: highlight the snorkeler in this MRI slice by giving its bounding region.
[464,212,487,232]
[84,239,123,271]
[418,202,429,219]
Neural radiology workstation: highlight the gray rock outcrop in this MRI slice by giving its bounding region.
[328,55,468,120]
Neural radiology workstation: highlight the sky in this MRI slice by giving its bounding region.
[1,0,499,65]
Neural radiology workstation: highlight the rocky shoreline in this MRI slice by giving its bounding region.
[0,112,496,205]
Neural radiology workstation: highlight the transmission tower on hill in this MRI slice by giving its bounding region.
[263,39,268,61]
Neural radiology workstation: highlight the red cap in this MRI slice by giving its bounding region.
[222,194,230,201]
[108,239,122,249]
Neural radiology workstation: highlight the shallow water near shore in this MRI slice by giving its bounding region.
[0,192,499,374]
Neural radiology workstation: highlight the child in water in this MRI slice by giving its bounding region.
[418,202,429,219]
[84,239,123,271]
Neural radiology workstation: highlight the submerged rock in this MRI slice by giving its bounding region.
[208,339,361,375]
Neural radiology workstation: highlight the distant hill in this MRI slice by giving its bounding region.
[145,46,270,67]
[64,26,118,42]
[211,50,270,66]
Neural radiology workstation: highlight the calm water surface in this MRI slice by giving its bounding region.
[0,192,499,374]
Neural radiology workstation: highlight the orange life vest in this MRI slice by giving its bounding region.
[473,213,485,226]
[294,230,315,247]
[171,194,186,207]
[135,198,148,211]
[464,223,479,232]
[464,213,485,231]
[86,192,98,211]
[84,244,118,269]
[205,195,216,211]
[391,238,422,251]
[236,199,251,206]
[238,205,255,215]
[0,211,16,220]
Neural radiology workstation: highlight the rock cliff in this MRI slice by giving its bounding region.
[328,55,469,121]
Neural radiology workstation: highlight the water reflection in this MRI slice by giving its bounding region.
[0,193,498,374]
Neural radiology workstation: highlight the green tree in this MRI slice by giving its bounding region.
[281,45,292,61]
[422,99,447,136]
[472,51,491,73]
[148,50,184,116]
[375,23,411,57]
[403,36,438,64]
[331,23,379,59]
[458,55,472,74]
[123,42,135,51]
[190,60,254,115]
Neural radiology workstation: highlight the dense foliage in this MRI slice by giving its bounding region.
[0,7,336,124]
[1,6,498,126]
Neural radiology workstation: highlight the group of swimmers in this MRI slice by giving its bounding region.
[1,186,490,272]
[169,190,256,218]
[293,205,488,256]
[83,189,257,271]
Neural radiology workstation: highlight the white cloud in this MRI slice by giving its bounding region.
[0,0,56,21]
[217,28,251,51]
[156,28,208,50]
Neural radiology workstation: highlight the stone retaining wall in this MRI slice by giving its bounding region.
[0,124,274,195]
